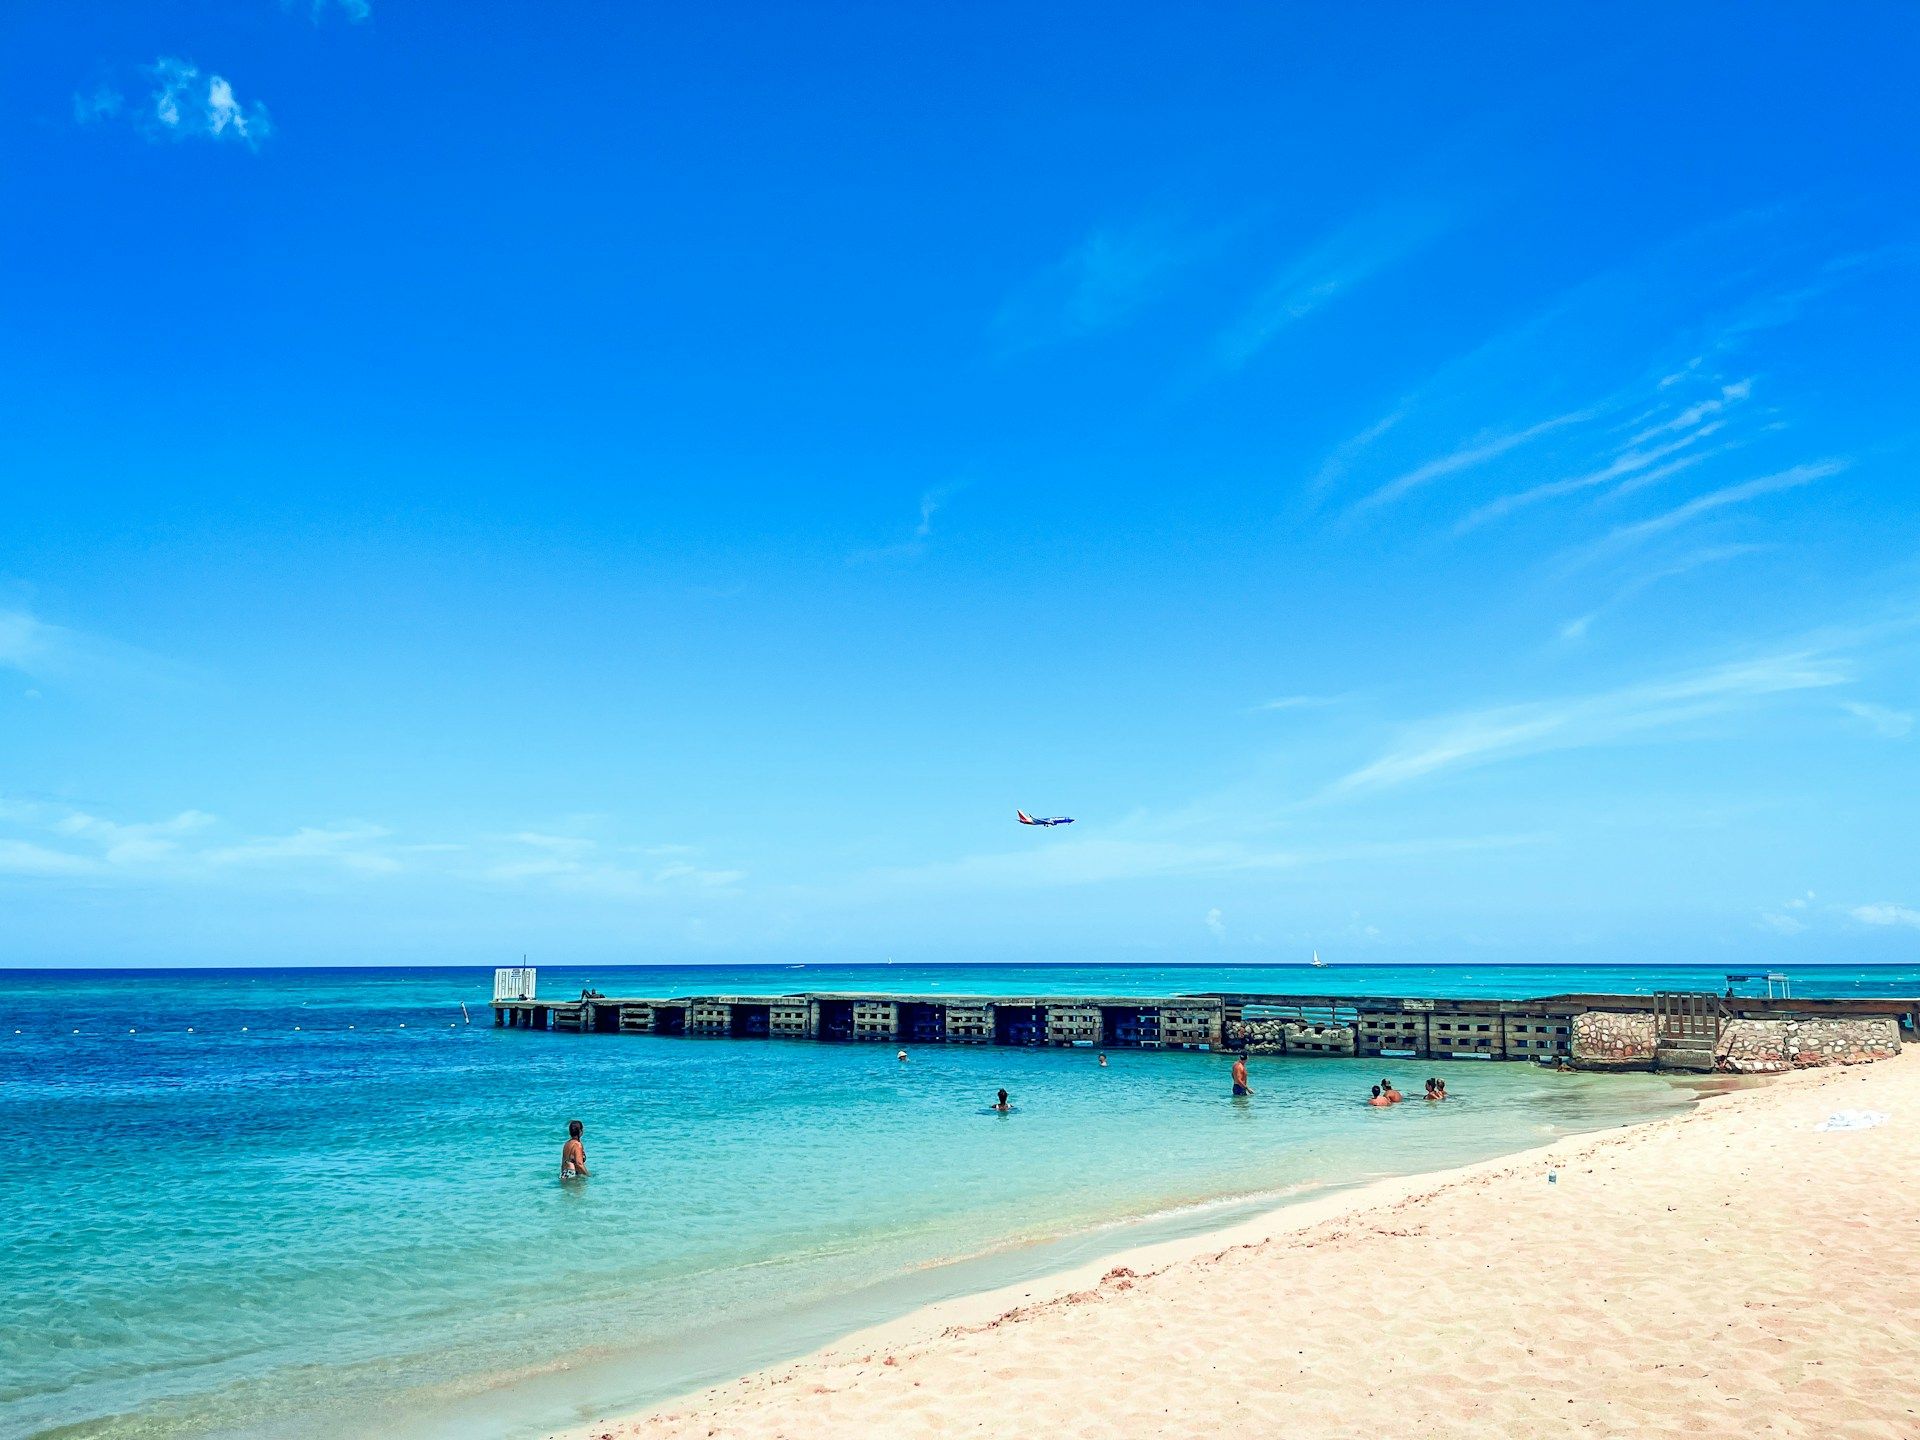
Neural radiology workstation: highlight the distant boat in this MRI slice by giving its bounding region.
[1310,951,1328,968]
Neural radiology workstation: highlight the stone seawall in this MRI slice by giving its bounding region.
[1716,1015,1903,1073]
[1569,1011,1903,1072]
[1571,1011,1658,1068]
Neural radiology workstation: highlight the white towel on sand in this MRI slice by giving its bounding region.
[1814,1109,1888,1132]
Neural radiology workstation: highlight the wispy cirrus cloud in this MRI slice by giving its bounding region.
[1217,201,1450,371]
[1840,700,1913,739]
[291,0,371,20]
[1255,694,1344,712]
[1352,407,1600,515]
[0,607,178,691]
[848,486,958,565]
[1456,421,1732,533]
[1330,648,1853,796]
[1558,543,1769,642]
[482,831,744,894]
[1624,379,1753,447]
[1580,460,1844,558]
[993,219,1217,351]
[0,799,747,895]
[1849,902,1920,929]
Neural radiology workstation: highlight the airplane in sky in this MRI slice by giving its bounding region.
[1016,810,1075,827]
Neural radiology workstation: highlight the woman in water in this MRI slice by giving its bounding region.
[993,1088,1011,1112]
[560,1119,589,1179]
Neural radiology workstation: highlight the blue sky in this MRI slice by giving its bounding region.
[3,3,1918,967]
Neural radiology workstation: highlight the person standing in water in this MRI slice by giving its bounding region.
[1097,1052,1108,1067]
[560,1119,589,1179]
[1232,1055,1253,1097]
[993,1088,1011,1112]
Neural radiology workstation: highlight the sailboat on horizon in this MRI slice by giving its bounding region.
[1310,950,1328,968]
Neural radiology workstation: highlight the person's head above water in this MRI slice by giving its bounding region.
[1370,1085,1381,1098]
[568,1119,583,1140]
[997,1088,1008,1104]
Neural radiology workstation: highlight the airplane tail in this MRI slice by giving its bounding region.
[1016,810,1034,825]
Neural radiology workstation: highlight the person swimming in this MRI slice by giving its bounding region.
[1367,1084,1392,1107]
[1232,1055,1253,1097]
[1380,1077,1404,1103]
[1434,1078,1449,1098]
[897,1048,908,1062]
[1098,1052,1108,1067]
[560,1119,589,1179]
[993,1088,1011,1112]
[1424,1077,1440,1100]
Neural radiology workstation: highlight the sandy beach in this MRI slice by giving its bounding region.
[565,1049,1920,1440]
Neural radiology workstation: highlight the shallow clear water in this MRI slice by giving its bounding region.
[3,963,1913,1440]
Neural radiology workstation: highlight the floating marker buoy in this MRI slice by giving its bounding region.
[348,1024,355,1029]
[294,1026,301,1031]
[242,1026,249,1032]
[399,1023,406,1028]
[129,1028,136,1034]
[72,1029,79,1034]
[187,1027,194,1033]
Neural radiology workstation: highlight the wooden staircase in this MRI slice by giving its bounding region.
[1653,991,1726,1071]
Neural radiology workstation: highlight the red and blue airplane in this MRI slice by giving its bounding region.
[1016,810,1075,827]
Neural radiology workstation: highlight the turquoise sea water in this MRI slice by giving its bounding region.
[5,963,1916,1440]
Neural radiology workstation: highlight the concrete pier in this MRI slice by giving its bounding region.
[492,983,1920,1072]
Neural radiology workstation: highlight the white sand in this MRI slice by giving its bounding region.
[563,1050,1920,1440]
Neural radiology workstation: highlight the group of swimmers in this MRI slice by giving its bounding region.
[562,1057,1461,1175]
[1366,1076,1449,1106]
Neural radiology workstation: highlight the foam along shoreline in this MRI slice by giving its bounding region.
[558,1051,1920,1440]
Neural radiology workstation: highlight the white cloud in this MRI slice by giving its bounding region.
[848,486,958,565]
[1353,408,1597,514]
[1624,379,1753,447]
[481,832,745,894]
[1458,426,1724,532]
[993,220,1214,349]
[1557,543,1768,643]
[1218,203,1450,370]
[0,839,102,877]
[1331,649,1851,796]
[55,808,216,865]
[0,611,66,674]
[145,58,271,148]
[0,800,745,897]
[1256,694,1342,712]
[1849,903,1920,930]
[0,607,178,689]
[1593,460,1843,553]
[1204,906,1226,939]
[1758,911,1806,935]
[1841,701,1912,739]
[204,824,400,874]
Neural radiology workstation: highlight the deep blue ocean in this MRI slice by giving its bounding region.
[4,962,1915,1440]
